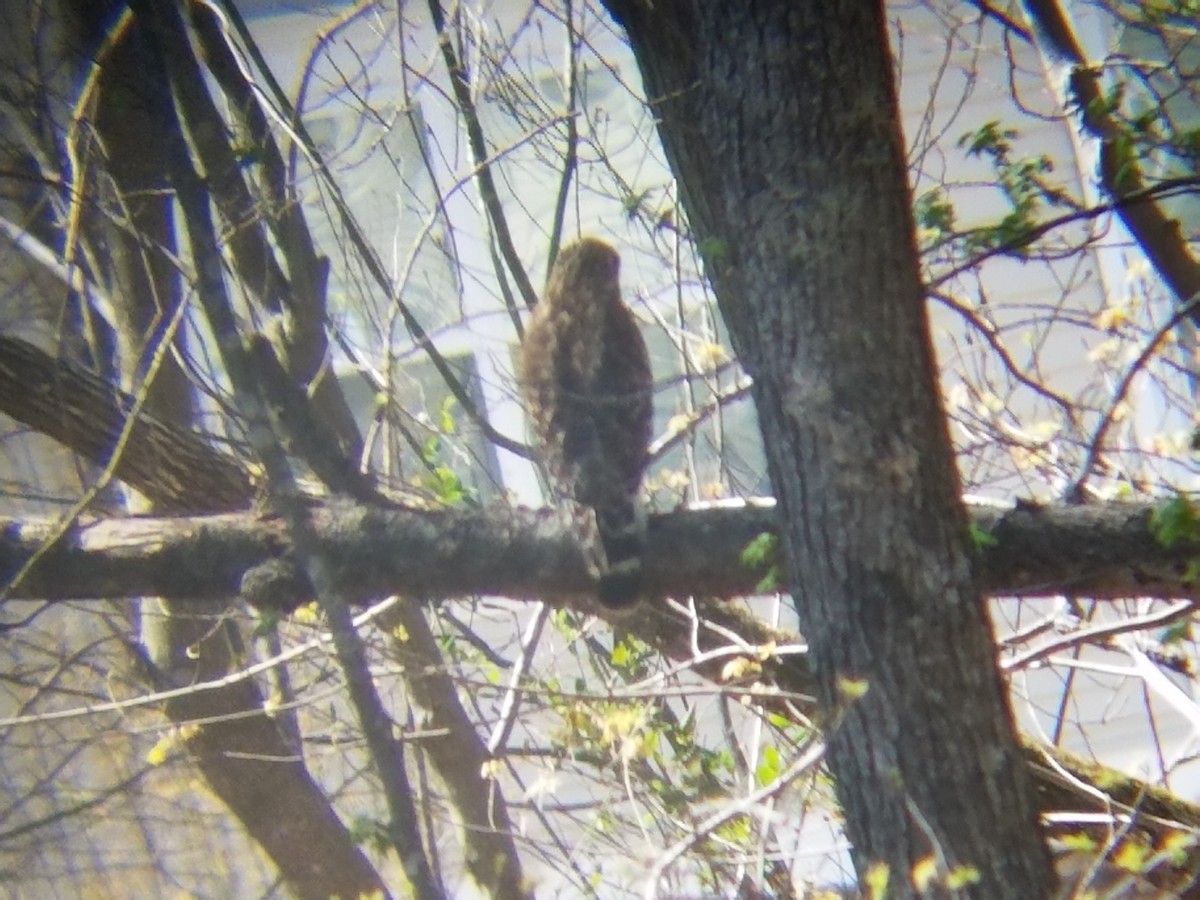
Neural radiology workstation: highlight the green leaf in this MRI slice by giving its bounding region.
[622,187,653,219]
[968,522,998,550]
[251,608,281,638]
[958,120,1016,157]
[439,395,458,435]
[611,641,631,668]
[349,815,390,855]
[1161,619,1193,646]
[756,745,781,787]
[697,237,729,269]
[914,188,956,235]
[754,568,780,593]
[432,464,467,503]
[1149,494,1200,548]
[945,865,982,889]
[740,532,782,592]
[740,532,777,567]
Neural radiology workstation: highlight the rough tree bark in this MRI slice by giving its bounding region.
[8,491,1200,610]
[0,3,388,896]
[602,1,1056,894]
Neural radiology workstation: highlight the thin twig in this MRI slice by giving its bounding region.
[1063,292,1200,502]
[642,738,826,899]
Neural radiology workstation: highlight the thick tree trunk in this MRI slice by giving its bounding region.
[604,0,1055,894]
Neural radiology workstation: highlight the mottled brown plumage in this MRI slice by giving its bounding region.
[519,238,653,607]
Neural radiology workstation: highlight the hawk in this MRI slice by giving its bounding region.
[519,238,653,608]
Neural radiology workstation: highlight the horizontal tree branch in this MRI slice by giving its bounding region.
[1,498,1195,606]
[0,334,251,514]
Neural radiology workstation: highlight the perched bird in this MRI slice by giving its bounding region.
[519,238,653,607]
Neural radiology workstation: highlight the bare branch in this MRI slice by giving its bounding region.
[2,499,1197,605]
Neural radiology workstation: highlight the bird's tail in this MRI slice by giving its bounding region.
[594,503,646,608]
